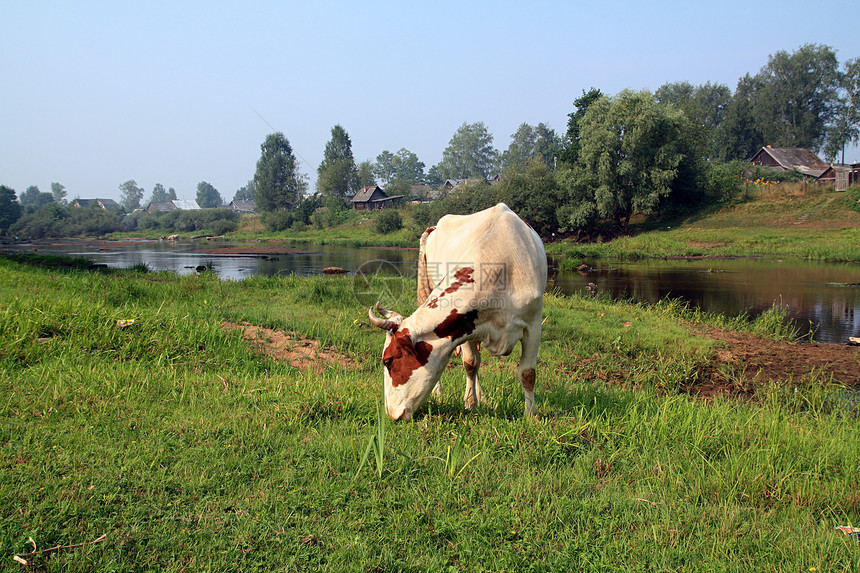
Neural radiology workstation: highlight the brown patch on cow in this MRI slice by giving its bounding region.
[222,322,354,370]
[434,309,478,340]
[424,226,436,236]
[463,359,478,377]
[424,267,476,310]
[383,328,433,387]
[443,267,475,295]
[520,368,536,392]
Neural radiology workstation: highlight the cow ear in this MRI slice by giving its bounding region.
[369,303,403,331]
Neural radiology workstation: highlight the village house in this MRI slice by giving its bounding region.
[750,146,829,179]
[751,146,860,190]
[145,200,201,213]
[229,200,256,214]
[351,186,404,210]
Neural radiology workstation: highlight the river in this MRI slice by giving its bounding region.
[4,238,859,344]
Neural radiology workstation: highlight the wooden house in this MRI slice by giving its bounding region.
[229,200,256,213]
[816,163,860,191]
[351,186,403,210]
[750,146,829,179]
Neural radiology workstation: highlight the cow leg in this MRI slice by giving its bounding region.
[518,325,541,416]
[432,379,443,399]
[461,340,483,410]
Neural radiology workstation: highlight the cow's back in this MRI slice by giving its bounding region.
[424,203,547,306]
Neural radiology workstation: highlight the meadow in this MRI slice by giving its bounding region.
[1,253,859,571]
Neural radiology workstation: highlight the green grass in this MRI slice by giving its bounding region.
[1,254,859,571]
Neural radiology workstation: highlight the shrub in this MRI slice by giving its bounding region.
[209,219,238,235]
[261,209,295,232]
[371,209,403,234]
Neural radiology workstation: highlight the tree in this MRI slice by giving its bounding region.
[149,183,174,204]
[119,180,144,211]
[0,185,22,232]
[495,158,561,236]
[502,123,537,169]
[196,181,223,208]
[357,160,376,188]
[533,123,561,169]
[502,123,561,170]
[824,57,860,163]
[440,122,498,180]
[316,125,359,198]
[425,164,443,188]
[233,179,256,202]
[373,150,396,184]
[561,87,603,165]
[254,132,301,212]
[716,74,764,161]
[576,90,685,234]
[656,81,731,161]
[50,182,67,205]
[20,185,54,210]
[392,148,425,183]
[749,44,840,152]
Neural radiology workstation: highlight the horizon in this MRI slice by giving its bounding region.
[2,1,858,204]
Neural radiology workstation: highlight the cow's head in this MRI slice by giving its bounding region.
[369,303,451,421]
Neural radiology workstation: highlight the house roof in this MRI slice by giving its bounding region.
[74,198,121,210]
[172,200,200,210]
[230,200,255,212]
[752,146,829,178]
[148,201,177,212]
[352,186,387,203]
[370,195,403,203]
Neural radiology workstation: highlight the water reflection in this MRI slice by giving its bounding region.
[553,258,860,343]
[4,239,858,344]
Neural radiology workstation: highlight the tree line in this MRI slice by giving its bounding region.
[2,44,857,239]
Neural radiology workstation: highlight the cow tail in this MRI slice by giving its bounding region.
[416,226,436,305]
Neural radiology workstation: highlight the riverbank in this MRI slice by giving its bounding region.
[547,187,860,264]
[548,186,860,263]
[1,254,859,570]
[246,186,860,261]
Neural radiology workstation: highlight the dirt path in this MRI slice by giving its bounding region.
[222,322,355,370]
[689,325,860,398]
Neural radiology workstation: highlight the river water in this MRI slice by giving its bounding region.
[5,238,859,344]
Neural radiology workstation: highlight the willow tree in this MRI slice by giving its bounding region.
[576,90,685,234]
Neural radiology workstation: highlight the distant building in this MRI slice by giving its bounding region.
[409,184,446,202]
[351,186,404,210]
[816,163,860,190]
[750,146,829,179]
[72,198,121,210]
[145,200,201,213]
[229,200,256,213]
[172,200,200,210]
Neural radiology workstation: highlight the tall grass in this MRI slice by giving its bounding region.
[1,254,858,571]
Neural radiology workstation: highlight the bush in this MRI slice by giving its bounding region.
[209,219,238,235]
[261,209,295,232]
[371,209,403,234]
[704,160,747,204]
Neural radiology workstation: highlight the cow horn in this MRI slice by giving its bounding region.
[368,303,402,331]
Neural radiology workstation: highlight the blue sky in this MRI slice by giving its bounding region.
[2,0,858,203]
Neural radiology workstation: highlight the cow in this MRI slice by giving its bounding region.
[368,203,547,421]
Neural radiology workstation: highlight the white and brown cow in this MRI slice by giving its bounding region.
[369,203,547,420]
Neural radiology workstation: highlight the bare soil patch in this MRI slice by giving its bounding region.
[222,321,355,370]
[688,325,860,399]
